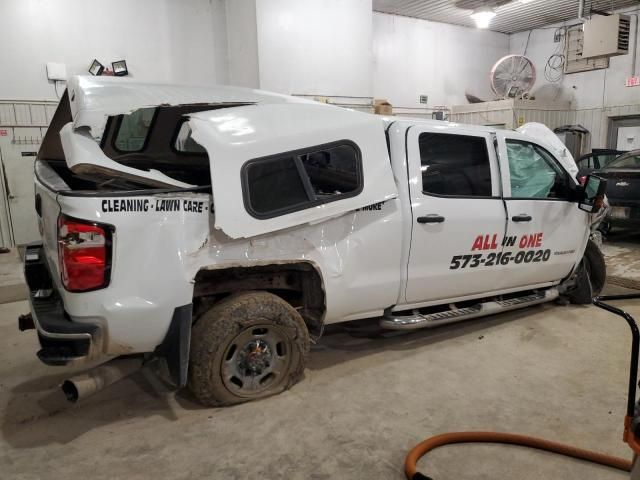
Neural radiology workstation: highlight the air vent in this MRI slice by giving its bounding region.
[582,14,631,59]
[618,15,631,51]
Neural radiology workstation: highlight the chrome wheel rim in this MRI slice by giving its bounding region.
[221,324,292,398]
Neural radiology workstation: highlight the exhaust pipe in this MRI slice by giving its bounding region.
[61,356,144,402]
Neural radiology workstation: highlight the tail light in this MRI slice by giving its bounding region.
[58,215,113,292]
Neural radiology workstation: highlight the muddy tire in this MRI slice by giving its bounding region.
[188,291,309,407]
[584,239,606,296]
[568,239,606,304]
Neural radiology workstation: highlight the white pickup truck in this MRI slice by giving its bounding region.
[21,76,606,406]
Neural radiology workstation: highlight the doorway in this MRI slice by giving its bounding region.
[608,116,640,151]
[0,134,41,247]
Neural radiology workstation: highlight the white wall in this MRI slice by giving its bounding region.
[373,12,510,108]
[509,13,640,110]
[255,0,373,97]
[0,0,229,101]
[226,0,260,88]
[509,11,640,148]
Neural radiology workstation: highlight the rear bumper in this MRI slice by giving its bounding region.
[22,244,102,366]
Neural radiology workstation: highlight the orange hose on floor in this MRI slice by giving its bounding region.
[405,431,632,480]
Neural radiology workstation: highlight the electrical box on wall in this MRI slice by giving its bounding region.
[582,14,630,59]
[46,62,67,81]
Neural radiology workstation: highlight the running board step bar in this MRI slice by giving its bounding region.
[380,289,559,331]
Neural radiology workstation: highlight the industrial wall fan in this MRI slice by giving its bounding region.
[490,55,536,99]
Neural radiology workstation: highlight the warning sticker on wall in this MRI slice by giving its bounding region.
[0,130,7,137]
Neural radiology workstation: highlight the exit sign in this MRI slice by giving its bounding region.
[626,76,640,87]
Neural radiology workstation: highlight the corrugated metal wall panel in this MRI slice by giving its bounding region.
[13,105,31,126]
[0,101,58,127]
[45,105,57,124]
[571,106,640,148]
[0,105,15,125]
[29,105,47,126]
[450,109,512,128]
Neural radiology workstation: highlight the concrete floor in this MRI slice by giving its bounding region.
[603,230,640,288]
[0,249,27,304]
[1,286,638,479]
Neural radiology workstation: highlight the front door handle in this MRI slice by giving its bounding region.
[512,214,532,222]
[417,214,445,224]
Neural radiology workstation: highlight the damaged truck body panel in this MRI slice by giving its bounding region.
[188,103,399,238]
[28,76,405,364]
[22,76,604,404]
[66,75,308,140]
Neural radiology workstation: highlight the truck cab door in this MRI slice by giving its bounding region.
[495,131,589,288]
[404,125,508,305]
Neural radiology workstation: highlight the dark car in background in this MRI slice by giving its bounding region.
[596,149,640,231]
[576,149,626,177]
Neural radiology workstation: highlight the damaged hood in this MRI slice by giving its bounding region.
[517,122,578,178]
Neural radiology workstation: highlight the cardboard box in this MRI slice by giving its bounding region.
[373,99,392,115]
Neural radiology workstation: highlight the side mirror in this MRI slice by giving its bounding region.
[578,175,607,213]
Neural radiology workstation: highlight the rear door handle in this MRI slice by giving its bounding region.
[512,214,532,222]
[417,214,445,224]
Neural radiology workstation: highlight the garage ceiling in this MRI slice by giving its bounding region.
[372,0,640,34]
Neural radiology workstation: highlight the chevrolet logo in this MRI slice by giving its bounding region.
[616,181,630,187]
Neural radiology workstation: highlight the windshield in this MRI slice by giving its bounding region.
[607,151,640,169]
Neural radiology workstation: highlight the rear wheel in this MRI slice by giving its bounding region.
[188,291,310,406]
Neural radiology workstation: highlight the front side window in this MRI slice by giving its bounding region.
[607,153,640,169]
[244,142,362,218]
[419,132,492,197]
[506,140,570,199]
[114,107,156,152]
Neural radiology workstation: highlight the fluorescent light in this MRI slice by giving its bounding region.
[470,9,496,29]
[520,0,534,3]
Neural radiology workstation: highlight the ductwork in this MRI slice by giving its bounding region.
[578,0,587,22]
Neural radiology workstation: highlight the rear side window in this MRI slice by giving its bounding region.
[243,142,362,218]
[419,133,492,197]
[114,107,156,152]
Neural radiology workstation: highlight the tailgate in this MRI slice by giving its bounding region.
[33,162,63,287]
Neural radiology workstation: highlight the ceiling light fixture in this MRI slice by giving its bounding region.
[470,8,496,29]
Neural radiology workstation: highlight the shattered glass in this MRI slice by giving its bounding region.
[506,141,557,198]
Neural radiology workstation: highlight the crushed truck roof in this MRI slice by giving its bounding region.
[67,75,315,138]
